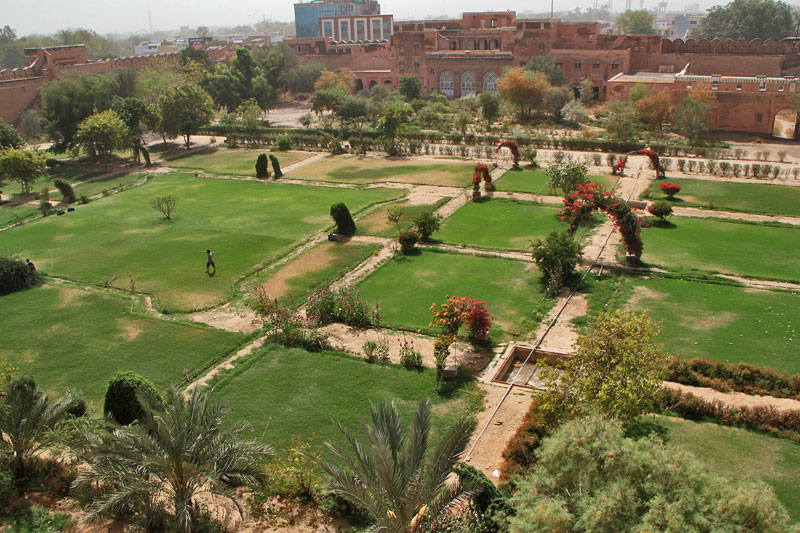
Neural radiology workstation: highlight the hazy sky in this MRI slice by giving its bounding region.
[7,0,720,36]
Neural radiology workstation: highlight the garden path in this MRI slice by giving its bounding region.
[670,206,800,226]
[663,381,800,411]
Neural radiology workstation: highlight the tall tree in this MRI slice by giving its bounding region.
[525,56,566,87]
[73,387,272,533]
[616,10,658,34]
[605,100,638,141]
[316,399,476,533]
[158,84,214,147]
[693,0,793,41]
[498,67,548,118]
[674,82,715,144]
[75,109,130,159]
[314,69,355,93]
[479,90,501,124]
[541,310,666,423]
[0,119,23,149]
[0,147,46,194]
[398,75,423,101]
[510,416,792,532]
[633,87,674,130]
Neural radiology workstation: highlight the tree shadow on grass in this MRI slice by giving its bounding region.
[651,220,677,229]
[437,368,476,399]
[625,416,670,442]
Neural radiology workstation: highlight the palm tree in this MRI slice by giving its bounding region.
[316,399,476,533]
[73,386,273,533]
[0,376,70,481]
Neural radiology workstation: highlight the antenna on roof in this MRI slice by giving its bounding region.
[148,10,153,34]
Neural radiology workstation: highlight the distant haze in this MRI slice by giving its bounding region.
[9,0,726,36]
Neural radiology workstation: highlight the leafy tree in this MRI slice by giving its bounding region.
[628,82,648,104]
[531,231,583,297]
[18,110,42,142]
[334,96,370,146]
[0,120,23,149]
[53,179,76,204]
[398,75,423,100]
[693,0,793,41]
[75,110,130,159]
[454,110,472,137]
[633,87,673,129]
[287,62,326,93]
[648,200,673,220]
[0,147,46,194]
[543,86,573,121]
[479,90,501,123]
[510,416,792,532]
[616,10,657,34]
[545,160,588,198]
[180,46,211,69]
[158,84,214,147]
[134,58,187,104]
[40,72,122,145]
[112,97,154,138]
[237,98,263,134]
[498,67,548,118]
[0,376,70,481]
[674,97,713,145]
[413,211,442,242]
[377,101,412,153]
[311,87,348,115]
[74,387,272,533]
[561,100,587,124]
[541,309,666,423]
[314,69,355,93]
[316,399,476,533]
[578,78,595,103]
[525,56,566,86]
[605,100,638,141]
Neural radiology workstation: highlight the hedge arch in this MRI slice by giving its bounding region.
[496,140,520,168]
[560,182,644,260]
[612,149,666,179]
[472,163,494,201]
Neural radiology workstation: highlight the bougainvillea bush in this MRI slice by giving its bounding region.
[647,201,673,221]
[430,296,493,339]
[305,285,381,328]
[659,182,681,199]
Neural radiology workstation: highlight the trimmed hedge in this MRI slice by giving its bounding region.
[0,256,43,295]
[53,179,76,204]
[666,357,800,400]
[103,371,161,425]
[499,395,561,486]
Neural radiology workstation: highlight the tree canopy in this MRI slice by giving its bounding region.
[498,67,548,118]
[693,0,794,41]
[75,109,130,159]
[0,120,23,149]
[158,84,214,147]
[0,147,46,194]
[525,56,566,87]
[616,10,657,34]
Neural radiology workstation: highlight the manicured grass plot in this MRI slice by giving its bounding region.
[437,199,599,252]
[620,276,800,374]
[356,250,549,338]
[357,197,450,237]
[642,218,800,282]
[497,168,618,195]
[0,205,38,228]
[70,172,146,198]
[287,154,473,187]
[656,416,800,520]
[1,173,401,310]
[0,284,239,404]
[262,241,380,301]
[168,148,311,176]
[648,177,800,216]
[212,345,470,451]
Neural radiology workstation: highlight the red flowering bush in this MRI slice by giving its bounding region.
[397,230,419,254]
[430,296,493,339]
[659,182,681,198]
[647,201,673,221]
[559,181,643,260]
[496,140,520,168]
[306,285,381,328]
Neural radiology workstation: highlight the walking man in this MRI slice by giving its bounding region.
[26,258,36,271]
[205,249,216,274]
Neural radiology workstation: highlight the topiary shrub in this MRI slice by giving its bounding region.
[412,211,441,242]
[53,179,76,204]
[277,135,292,151]
[103,371,161,425]
[659,182,681,199]
[0,256,43,295]
[255,153,270,179]
[329,202,356,236]
[397,230,419,255]
[269,154,283,178]
[531,231,583,297]
[647,201,673,221]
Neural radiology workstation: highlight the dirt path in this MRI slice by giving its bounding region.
[671,206,800,226]
[663,381,800,411]
[530,291,588,353]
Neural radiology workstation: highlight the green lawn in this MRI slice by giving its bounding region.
[497,168,618,195]
[212,345,472,451]
[618,276,800,374]
[357,197,451,237]
[0,204,38,228]
[168,148,311,176]
[656,415,800,521]
[261,240,380,301]
[0,283,240,404]
[356,250,550,338]
[71,172,146,198]
[1,173,401,310]
[287,154,474,187]
[642,218,800,282]
[646,177,800,216]
[437,199,599,251]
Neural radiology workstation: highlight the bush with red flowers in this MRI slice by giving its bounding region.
[647,201,673,221]
[659,182,681,199]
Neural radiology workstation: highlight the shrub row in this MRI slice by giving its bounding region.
[498,395,561,487]
[665,357,800,400]
[656,387,800,441]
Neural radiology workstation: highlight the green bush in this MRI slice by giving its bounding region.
[412,211,441,242]
[103,371,161,425]
[269,154,283,178]
[329,202,356,235]
[52,179,76,204]
[399,340,423,370]
[0,256,43,295]
[255,153,270,179]
[363,339,389,363]
[397,230,419,255]
[64,389,86,418]
[666,357,800,400]
[531,231,583,297]
[647,201,673,221]
[277,134,292,151]
[305,285,380,328]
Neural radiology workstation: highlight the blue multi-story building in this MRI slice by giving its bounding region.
[294,0,385,39]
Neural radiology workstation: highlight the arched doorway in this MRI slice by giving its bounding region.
[440,71,454,98]
[461,72,476,96]
[483,72,498,92]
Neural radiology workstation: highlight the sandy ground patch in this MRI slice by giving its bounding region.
[663,381,800,411]
[530,290,588,354]
[625,283,661,310]
[117,319,143,341]
[191,305,262,334]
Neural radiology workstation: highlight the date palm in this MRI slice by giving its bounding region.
[317,399,476,533]
[73,386,273,533]
[0,376,70,481]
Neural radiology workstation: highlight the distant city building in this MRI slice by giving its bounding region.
[134,40,161,55]
[294,0,392,41]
